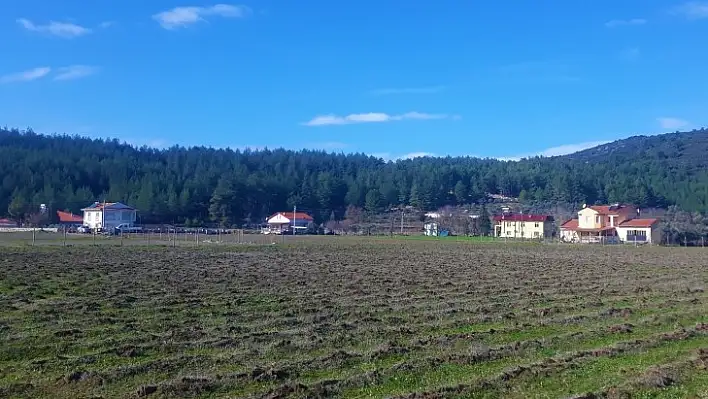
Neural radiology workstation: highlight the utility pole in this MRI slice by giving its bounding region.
[400,210,404,235]
[293,205,297,236]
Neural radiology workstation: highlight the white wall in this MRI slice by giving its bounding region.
[83,211,101,229]
[560,229,579,242]
[83,209,136,230]
[616,226,655,244]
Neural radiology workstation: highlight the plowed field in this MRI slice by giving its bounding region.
[1,239,707,398]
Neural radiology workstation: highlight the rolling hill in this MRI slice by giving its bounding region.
[1,126,708,226]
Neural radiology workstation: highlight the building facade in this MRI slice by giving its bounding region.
[560,204,660,244]
[493,214,554,239]
[81,202,137,231]
[264,212,314,234]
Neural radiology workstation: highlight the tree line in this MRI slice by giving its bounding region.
[2,127,708,227]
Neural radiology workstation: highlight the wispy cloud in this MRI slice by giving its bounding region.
[370,152,436,161]
[0,67,51,84]
[303,112,455,127]
[657,117,690,130]
[369,86,446,96]
[98,21,115,29]
[153,4,251,29]
[124,138,169,149]
[400,152,435,160]
[54,65,99,81]
[17,18,91,38]
[605,18,647,27]
[672,2,708,19]
[498,140,611,161]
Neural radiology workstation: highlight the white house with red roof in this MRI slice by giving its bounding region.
[560,204,660,244]
[81,202,137,231]
[493,213,555,239]
[264,211,314,234]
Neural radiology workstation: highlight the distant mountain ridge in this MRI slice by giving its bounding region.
[565,128,708,170]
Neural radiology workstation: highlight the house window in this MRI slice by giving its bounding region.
[534,231,539,237]
[585,216,590,224]
[595,216,601,224]
[534,222,539,228]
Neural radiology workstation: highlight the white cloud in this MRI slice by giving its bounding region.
[0,67,51,84]
[498,140,611,161]
[400,152,435,159]
[153,4,251,29]
[605,18,647,27]
[124,138,169,149]
[672,2,708,19]
[54,65,99,81]
[99,21,115,29]
[303,111,454,126]
[370,86,446,95]
[17,18,91,38]
[657,117,690,129]
[369,152,435,161]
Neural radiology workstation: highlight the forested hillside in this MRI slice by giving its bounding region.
[2,126,708,226]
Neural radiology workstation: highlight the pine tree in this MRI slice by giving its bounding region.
[208,176,244,227]
[365,189,384,214]
[8,190,28,222]
[454,180,468,204]
[477,205,492,236]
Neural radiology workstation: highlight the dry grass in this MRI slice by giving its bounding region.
[1,238,707,398]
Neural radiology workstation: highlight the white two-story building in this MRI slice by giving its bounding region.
[81,202,137,231]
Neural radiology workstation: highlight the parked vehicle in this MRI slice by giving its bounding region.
[113,224,143,234]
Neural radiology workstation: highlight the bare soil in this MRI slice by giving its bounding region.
[1,239,707,398]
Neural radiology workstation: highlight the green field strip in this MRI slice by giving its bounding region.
[333,317,708,399]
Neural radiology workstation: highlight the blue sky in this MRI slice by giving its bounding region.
[2,1,708,160]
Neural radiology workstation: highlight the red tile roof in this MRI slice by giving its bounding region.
[492,214,551,222]
[618,218,658,228]
[588,204,635,215]
[269,212,314,221]
[57,211,83,223]
[560,219,579,229]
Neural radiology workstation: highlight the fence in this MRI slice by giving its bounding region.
[0,228,316,248]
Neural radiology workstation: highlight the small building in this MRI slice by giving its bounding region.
[493,213,554,239]
[57,211,83,227]
[560,204,660,244]
[81,202,137,231]
[616,218,661,244]
[264,211,313,234]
